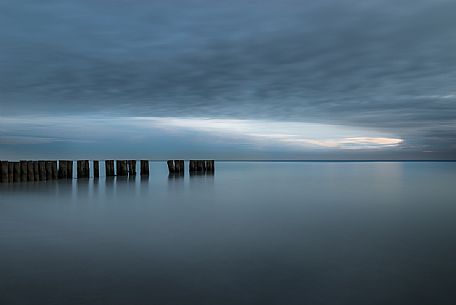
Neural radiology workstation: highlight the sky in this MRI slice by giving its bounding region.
[0,0,455,160]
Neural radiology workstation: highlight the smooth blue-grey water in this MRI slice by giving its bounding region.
[1,162,456,305]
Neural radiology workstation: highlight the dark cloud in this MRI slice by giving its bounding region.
[0,0,455,158]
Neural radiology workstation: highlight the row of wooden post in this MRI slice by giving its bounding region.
[1,160,215,183]
[0,160,149,183]
[167,160,215,175]
[0,161,59,183]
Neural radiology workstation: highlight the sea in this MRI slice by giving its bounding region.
[1,161,455,305]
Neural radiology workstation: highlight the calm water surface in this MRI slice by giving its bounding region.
[1,162,456,305]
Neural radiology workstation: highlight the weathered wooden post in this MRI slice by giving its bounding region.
[13,162,21,182]
[111,160,115,176]
[197,160,204,172]
[85,160,90,178]
[105,160,110,176]
[45,162,52,180]
[0,161,8,183]
[58,161,67,179]
[77,161,82,178]
[20,161,28,182]
[8,162,14,183]
[167,160,175,174]
[33,161,39,181]
[128,160,136,176]
[121,161,128,176]
[93,161,99,178]
[208,160,215,172]
[106,160,114,176]
[141,160,149,176]
[78,160,89,178]
[116,160,121,176]
[27,161,35,182]
[67,161,73,179]
[51,161,58,180]
[189,160,196,172]
[39,161,46,181]
[174,160,181,173]
[178,160,185,173]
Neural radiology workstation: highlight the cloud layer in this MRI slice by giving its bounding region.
[0,0,455,158]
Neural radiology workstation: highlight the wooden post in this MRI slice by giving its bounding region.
[197,160,204,172]
[51,161,58,180]
[13,162,21,182]
[84,160,89,178]
[106,160,114,176]
[39,161,46,181]
[46,162,52,180]
[120,161,127,176]
[27,161,35,182]
[20,161,28,182]
[77,161,82,178]
[93,161,99,178]
[174,160,180,173]
[33,161,39,181]
[105,160,109,176]
[141,160,149,176]
[1,161,8,183]
[8,162,14,183]
[167,160,175,174]
[77,160,89,178]
[189,160,196,172]
[116,161,121,176]
[128,160,136,176]
[208,160,215,172]
[67,161,73,179]
[58,161,67,179]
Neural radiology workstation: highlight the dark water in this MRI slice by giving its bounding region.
[1,162,456,305]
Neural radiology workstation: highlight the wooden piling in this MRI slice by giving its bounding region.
[45,162,52,180]
[176,160,184,173]
[33,161,39,181]
[120,160,127,176]
[13,162,21,182]
[141,160,149,176]
[84,160,89,178]
[189,160,196,172]
[27,161,35,182]
[106,160,114,176]
[77,161,81,178]
[197,160,204,172]
[67,161,73,179]
[77,160,89,178]
[20,161,28,182]
[128,160,136,176]
[39,161,46,181]
[58,161,67,179]
[174,160,181,173]
[1,161,8,183]
[207,160,215,172]
[115,160,120,176]
[167,160,175,173]
[93,161,99,178]
[51,161,58,180]
[8,162,14,183]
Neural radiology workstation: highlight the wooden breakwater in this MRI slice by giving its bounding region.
[0,160,215,183]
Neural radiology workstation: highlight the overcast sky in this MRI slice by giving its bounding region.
[1,0,455,160]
